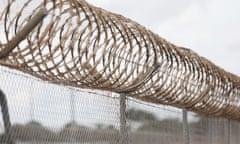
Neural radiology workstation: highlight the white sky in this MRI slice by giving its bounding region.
[87,0,240,76]
[1,0,240,131]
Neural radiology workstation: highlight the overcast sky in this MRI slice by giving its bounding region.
[1,0,240,131]
[87,0,240,76]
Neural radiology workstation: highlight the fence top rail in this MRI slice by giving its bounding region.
[0,0,240,120]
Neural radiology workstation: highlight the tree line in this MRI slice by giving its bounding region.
[1,108,237,142]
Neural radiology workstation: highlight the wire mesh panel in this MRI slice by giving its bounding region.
[1,0,240,121]
[188,114,210,144]
[126,98,183,144]
[2,64,240,144]
[229,120,240,144]
[0,66,121,144]
[188,112,240,144]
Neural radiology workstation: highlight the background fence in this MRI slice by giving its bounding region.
[1,65,240,144]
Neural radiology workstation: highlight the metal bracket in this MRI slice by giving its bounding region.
[0,8,48,59]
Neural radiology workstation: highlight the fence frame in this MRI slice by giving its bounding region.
[0,78,234,144]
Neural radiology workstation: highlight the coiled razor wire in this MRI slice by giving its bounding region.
[0,0,240,120]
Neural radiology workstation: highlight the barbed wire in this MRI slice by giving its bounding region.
[0,0,240,120]
[0,65,182,115]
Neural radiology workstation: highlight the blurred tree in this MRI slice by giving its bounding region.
[126,108,158,122]
[138,118,182,133]
[9,121,57,142]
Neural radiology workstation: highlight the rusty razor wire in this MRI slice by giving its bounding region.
[0,0,240,120]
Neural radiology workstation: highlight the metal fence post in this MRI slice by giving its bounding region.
[224,119,230,144]
[208,118,213,144]
[0,89,14,144]
[182,108,189,144]
[120,93,128,144]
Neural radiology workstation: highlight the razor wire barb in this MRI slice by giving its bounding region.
[0,0,240,120]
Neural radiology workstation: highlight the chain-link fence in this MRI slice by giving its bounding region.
[1,0,240,144]
[1,0,240,121]
[1,66,240,144]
